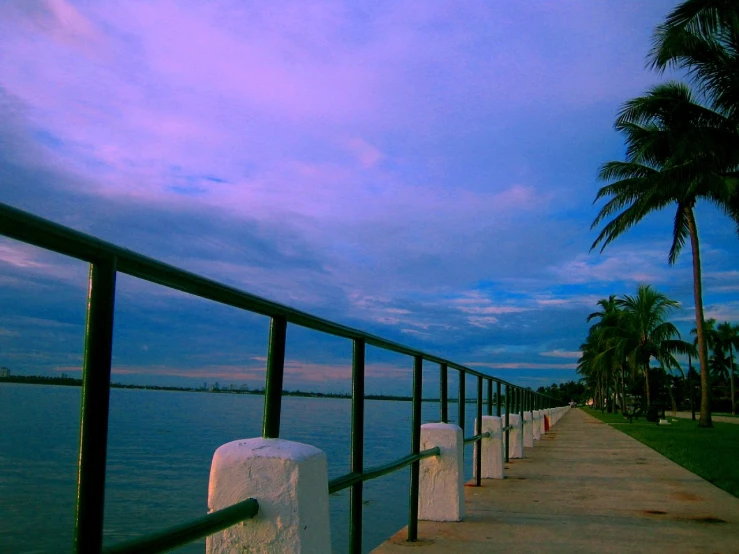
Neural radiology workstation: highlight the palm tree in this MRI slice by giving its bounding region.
[577,333,606,410]
[615,285,693,407]
[649,0,739,232]
[691,318,718,346]
[587,296,628,412]
[709,347,731,384]
[591,82,736,426]
[578,325,622,412]
[715,322,739,414]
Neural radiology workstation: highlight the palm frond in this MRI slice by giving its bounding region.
[669,203,691,264]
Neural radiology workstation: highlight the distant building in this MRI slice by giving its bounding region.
[0,367,10,378]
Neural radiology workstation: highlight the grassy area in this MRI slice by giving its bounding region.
[583,407,739,499]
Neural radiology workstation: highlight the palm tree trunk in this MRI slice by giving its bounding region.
[621,364,627,413]
[644,363,651,407]
[730,344,736,416]
[686,205,712,427]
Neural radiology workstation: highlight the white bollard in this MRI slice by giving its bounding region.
[532,410,541,441]
[207,438,331,554]
[508,414,524,458]
[523,411,534,448]
[473,416,504,480]
[419,423,465,521]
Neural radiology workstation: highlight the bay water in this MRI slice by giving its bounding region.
[0,383,486,553]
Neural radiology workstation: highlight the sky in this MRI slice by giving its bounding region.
[0,0,737,396]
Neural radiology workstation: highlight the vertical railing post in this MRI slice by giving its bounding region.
[519,388,524,420]
[475,375,483,487]
[486,379,493,416]
[408,355,423,541]
[74,257,117,554]
[262,316,287,439]
[496,381,502,417]
[440,363,448,423]
[350,338,365,554]
[458,371,465,434]
[504,384,510,463]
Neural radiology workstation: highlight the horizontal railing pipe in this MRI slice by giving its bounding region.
[463,431,491,445]
[328,447,441,495]
[102,498,259,554]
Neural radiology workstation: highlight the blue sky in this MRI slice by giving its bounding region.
[0,0,737,396]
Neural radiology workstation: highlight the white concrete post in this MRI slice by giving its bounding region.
[532,410,541,441]
[508,413,524,459]
[523,411,534,448]
[473,416,504,480]
[419,423,464,521]
[207,438,331,554]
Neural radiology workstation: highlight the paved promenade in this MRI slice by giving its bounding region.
[373,408,739,554]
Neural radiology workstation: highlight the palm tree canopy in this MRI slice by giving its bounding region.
[648,0,739,232]
[692,317,719,350]
[592,82,739,257]
[616,284,692,372]
[709,347,732,381]
[715,321,739,352]
[648,0,739,120]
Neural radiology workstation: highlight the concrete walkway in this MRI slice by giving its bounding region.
[373,408,739,554]
[670,411,739,424]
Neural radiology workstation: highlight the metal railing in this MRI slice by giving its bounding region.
[0,202,562,554]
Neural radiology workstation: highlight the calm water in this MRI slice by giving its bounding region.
[0,384,485,553]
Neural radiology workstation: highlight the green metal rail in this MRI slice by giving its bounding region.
[102,498,259,554]
[0,202,562,554]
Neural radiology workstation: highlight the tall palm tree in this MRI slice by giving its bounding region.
[616,285,692,407]
[715,321,739,414]
[591,82,736,426]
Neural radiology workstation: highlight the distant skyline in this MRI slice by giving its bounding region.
[1,0,737,395]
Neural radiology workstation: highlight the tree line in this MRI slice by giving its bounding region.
[577,285,738,417]
[590,0,739,427]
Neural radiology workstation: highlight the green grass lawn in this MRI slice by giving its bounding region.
[583,407,739,498]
